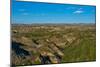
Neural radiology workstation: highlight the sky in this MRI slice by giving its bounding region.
[11,0,96,24]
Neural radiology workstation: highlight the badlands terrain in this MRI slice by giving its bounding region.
[11,24,96,66]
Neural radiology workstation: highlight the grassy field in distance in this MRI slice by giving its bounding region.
[11,24,96,66]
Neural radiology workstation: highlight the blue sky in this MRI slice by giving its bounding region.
[11,0,96,24]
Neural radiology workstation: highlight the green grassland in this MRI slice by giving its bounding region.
[11,24,96,66]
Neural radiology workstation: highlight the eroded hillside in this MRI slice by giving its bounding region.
[11,24,96,66]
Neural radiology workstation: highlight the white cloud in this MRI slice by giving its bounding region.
[18,9,26,12]
[22,12,29,15]
[73,10,83,14]
[73,8,84,14]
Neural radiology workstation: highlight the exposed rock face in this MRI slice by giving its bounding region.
[12,36,65,65]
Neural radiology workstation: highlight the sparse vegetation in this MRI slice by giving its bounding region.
[11,24,96,66]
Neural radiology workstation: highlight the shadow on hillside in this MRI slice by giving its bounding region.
[12,41,30,57]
